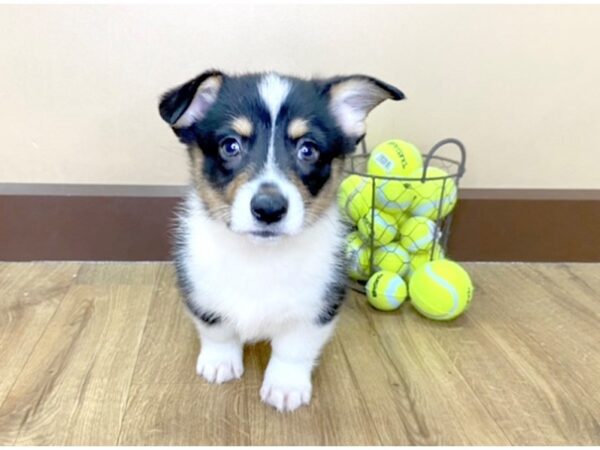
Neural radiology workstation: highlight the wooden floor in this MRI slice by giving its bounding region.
[0,262,599,445]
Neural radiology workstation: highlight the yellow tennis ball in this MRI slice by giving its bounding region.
[366,271,407,311]
[408,167,458,220]
[373,242,410,277]
[346,231,372,281]
[337,175,374,223]
[399,217,439,253]
[367,140,423,177]
[357,209,398,247]
[409,260,474,320]
[374,179,415,213]
[407,246,446,280]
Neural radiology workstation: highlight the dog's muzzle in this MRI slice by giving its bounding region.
[250,183,288,225]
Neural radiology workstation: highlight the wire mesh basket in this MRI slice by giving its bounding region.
[342,138,467,293]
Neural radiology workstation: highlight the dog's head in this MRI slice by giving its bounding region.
[159,70,404,240]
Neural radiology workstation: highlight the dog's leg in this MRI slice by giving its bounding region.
[260,320,337,412]
[192,318,244,384]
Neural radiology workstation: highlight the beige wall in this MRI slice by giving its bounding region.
[1,4,599,189]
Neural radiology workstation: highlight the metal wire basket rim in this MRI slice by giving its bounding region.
[341,170,464,182]
[345,154,465,181]
[348,137,467,182]
[350,152,461,166]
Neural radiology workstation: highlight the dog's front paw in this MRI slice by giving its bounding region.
[196,342,243,384]
[260,357,312,412]
[260,381,311,412]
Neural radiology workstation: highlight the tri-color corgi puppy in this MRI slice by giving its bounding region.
[159,70,403,412]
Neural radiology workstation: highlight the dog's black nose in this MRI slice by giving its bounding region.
[250,186,288,224]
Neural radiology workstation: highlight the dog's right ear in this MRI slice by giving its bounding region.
[159,70,224,132]
[320,75,404,141]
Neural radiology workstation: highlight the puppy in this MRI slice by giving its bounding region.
[159,70,403,412]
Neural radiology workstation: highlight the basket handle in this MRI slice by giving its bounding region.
[421,138,467,181]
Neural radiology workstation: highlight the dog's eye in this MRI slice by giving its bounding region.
[219,138,242,161]
[297,142,320,163]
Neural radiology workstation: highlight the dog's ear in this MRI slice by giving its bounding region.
[159,70,224,130]
[321,75,404,139]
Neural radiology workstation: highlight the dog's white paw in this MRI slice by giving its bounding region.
[196,342,243,384]
[260,356,312,412]
[260,381,311,412]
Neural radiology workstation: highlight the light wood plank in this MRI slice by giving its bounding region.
[75,262,161,286]
[123,264,199,385]
[0,263,80,414]
[322,293,444,445]
[0,280,154,445]
[353,294,510,445]
[476,264,600,400]
[459,263,600,444]
[415,309,572,444]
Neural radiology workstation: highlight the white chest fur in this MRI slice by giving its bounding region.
[178,193,345,342]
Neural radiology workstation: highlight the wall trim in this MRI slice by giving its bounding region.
[1,185,599,262]
[1,183,599,200]
[0,183,188,197]
[459,189,600,201]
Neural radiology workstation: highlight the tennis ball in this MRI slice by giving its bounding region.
[373,242,410,277]
[399,217,439,253]
[408,167,458,220]
[346,231,372,281]
[357,209,398,247]
[374,179,415,213]
[409,260,474,320]
[338,175,374,223]
[366,271,407,311]
[407,246,446,280]
[367,140,423,177]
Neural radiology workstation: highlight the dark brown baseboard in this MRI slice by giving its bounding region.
[1,185,599,262]
[448,194,600,262]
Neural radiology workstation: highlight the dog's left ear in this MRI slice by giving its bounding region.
[159,70,224,130]
[321,75,404,139]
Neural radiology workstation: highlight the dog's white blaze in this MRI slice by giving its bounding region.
[258,73,291,124]
[258,73,291,167]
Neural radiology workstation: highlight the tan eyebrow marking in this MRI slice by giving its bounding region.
[230,116,253,137]
[288,118,309,140]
